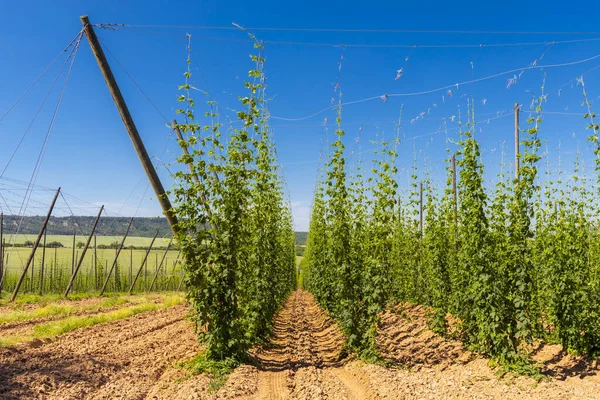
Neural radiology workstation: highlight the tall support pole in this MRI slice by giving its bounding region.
[11,188,61,302]
[514,103,520,181]
[129,231,158,294]
[452,154,458,226]
[80,15,177,236]
[419,181,423,240]
[100,218,133,295]
[39,229,47,295]
[64,206,104,297]
[148,236,174,292]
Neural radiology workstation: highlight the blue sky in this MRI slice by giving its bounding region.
[1,0,600,231]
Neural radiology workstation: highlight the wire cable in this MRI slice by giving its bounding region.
[271,51,600,121]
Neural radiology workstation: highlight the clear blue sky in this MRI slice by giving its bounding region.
[1,0,599,231]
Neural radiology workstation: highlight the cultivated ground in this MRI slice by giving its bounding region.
[1,290,599,399]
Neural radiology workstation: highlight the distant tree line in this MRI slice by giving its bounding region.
[2,216,308,245]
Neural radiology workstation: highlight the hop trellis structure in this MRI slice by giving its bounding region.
[302,83,600,371]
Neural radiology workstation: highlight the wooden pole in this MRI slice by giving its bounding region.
[39,229,47,295]
[452,154,457,226]
[100,217,133,295]
[129,231,158,294]
[64,206,104,297]
[148,236,173,291]
[11,188,61,301]
[514,103,520,181]
[80,15,178,236]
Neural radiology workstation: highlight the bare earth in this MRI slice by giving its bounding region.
[1,290,600,399]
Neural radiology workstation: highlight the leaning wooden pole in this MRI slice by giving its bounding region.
[129,230,158,294]
[80,15,177,236]
[64,206,104,297]
[514,103,520,181]
[100,217,133,296]
[11,188,61,302]
[148,236,174,292]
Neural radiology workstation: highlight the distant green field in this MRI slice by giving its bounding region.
[0,244,182,297]
[3,234,173,248]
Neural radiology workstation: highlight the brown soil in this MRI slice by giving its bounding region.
[1,291,599,399]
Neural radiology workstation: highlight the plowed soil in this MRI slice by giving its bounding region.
[1,290,600,399]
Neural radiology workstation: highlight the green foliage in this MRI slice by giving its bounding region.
[171,36,296,362]
[304,90,600,372]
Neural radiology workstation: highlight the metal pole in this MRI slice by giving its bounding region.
[100,217,133,295]
[80,15,178,235]
[11,188,61,301]
[64,206,104,297]
[129,231,158,294]
[39,229,47,295]
[148,236,174,291]
[515,103,520,181]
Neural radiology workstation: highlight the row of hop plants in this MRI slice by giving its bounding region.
[171,35,297,364]
[302,79,600,372]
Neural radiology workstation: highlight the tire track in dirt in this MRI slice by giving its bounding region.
[247,289,379,400]
[0,304,200,400]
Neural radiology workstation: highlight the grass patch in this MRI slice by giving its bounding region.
[178,352,239,392]
[0,294,166,323]
[0,294,185,347]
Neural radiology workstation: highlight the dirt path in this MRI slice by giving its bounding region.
[2,291,600,399]
[247,289,379,400]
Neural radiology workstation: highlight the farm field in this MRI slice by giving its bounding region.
[1,289,599,399]
[0,245,182,297]
[4,0,600,398]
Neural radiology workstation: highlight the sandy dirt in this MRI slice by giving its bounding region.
[1,290,600,399]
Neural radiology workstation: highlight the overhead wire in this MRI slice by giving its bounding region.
[270,51,600,121]
[5,31,84,269]
[0,31,84,124]
[97,26,600,49]
[95,23,600,36]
